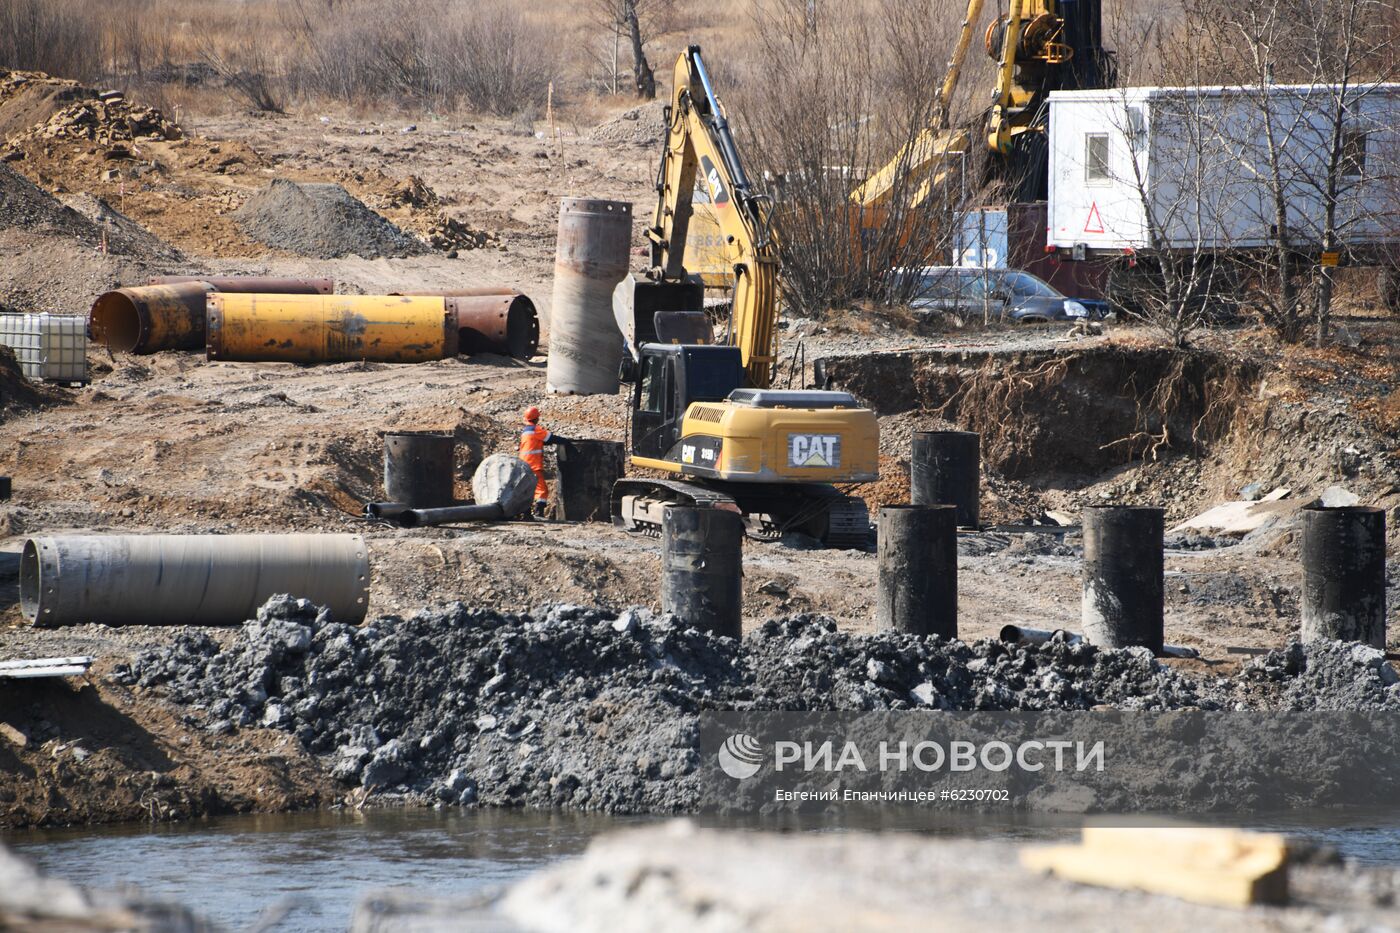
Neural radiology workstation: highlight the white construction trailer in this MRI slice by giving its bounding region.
[1045,84,1400,262]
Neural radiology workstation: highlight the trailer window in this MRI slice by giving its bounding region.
[1085,133,1110,183]
[1340,129,1367,177]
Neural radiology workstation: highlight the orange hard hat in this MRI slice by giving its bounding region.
[523,406,540,423]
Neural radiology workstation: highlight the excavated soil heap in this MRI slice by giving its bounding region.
[233,178,428,259]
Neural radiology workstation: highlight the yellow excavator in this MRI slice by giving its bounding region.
[851,0,1111,212]
[609,45,879,549]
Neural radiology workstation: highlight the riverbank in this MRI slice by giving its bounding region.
[4,595,1397,829]
[7,817,1400,931]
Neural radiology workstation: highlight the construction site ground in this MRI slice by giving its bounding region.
[1,79,1397,829]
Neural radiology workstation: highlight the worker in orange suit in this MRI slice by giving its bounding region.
[518,406,565,518]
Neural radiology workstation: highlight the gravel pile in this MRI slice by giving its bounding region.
[233,179,428,259]
[587,101,666,146]
[113,597,1400,813]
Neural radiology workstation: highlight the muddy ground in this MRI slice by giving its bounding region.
[1,75,1397,829]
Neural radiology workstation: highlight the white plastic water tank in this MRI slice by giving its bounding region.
[0,313,88,383]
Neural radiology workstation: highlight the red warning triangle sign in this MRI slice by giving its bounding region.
[1084,202,1105,234]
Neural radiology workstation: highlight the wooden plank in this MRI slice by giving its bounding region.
[0,656,94,680]
[1020,826,1289,908]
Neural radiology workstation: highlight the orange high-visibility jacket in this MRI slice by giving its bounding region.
[518,424,553,466]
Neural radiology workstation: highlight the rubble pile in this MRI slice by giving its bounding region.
[424,213,498,252]
[2,72,180,160]
[113,597,1400,813]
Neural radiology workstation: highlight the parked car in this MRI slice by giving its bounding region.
[896,266,1095,323]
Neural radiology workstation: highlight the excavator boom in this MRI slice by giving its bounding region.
[618,45,780,389]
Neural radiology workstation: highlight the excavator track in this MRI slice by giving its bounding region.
[611,478,871,549]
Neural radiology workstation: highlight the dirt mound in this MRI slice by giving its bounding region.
[588,100,667,146]
[0,162,104,242]
[0,163,176,313]
[233,178,428,259]
[0,71,95,140]
[58,192,182,261]
[0,346,63,422]
[0,72,179,153]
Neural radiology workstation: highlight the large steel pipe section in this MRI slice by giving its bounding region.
[661,505,743,639]
[20,534,370,627]
[1300,505,1387,648]
[1081,505,1164,653]
[555,439,626,522]
[547,198,632,395]
[446,294,540,359]
[147,275,334,295]
[89,283,212,353]
[207,294,458,364]
[384,431,455,508]
[876,505,958,638]
[911,431,981,528]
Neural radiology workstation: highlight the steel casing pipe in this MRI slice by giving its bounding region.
[555,439,626,522]
[661,505,743,639]
[446,294,540,359]
[20,534,370,627]
[1081,505,1165,653]
[546,198,632,395]
[911,431,981,528]
[206,293,458,364]
[384,431,455,508]
[1300,505,1386,648]
[89,283,213,353]
[147,275,334,294]
[876,505,958,637]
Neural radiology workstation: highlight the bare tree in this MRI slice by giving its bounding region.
[736,0,974,318]
[1188,0,1400,343]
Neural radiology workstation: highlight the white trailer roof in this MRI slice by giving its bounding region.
[1049,83,1400,103]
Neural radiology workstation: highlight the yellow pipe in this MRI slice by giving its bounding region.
[206,293,458,364]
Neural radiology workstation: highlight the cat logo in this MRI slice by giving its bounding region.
[788,433,841,468]
[700,154,730,206]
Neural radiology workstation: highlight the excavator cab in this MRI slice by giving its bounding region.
[627,344,744,461]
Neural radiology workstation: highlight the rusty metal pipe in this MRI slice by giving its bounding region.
[89,283,212,353]
[20,534,370,627]
[206,293,458,364]
[391,287,522,297]
[446,294,540,359]
[148,275,334,294]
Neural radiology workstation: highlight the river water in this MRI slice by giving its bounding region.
[8,807,1400,931]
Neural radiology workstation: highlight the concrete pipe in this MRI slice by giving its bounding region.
[547,198,633,395]
[1081,505,1165,653]
[555,439,626,522]
[148,275,334,295]
[662,505,743,639]
[1300,505,1386,648]
[206,293,458,364]
[20,534,370,627]
[445,294,540,359]
[911,431,981,528]
[384,431,455,509]
[876,505,958,638]
[89,283,213,353]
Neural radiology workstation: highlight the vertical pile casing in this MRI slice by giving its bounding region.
[20,534,371,627]
[206,293,458,363]
[546,198,633,394]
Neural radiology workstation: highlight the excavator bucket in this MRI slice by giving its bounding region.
[613,273,706,360]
